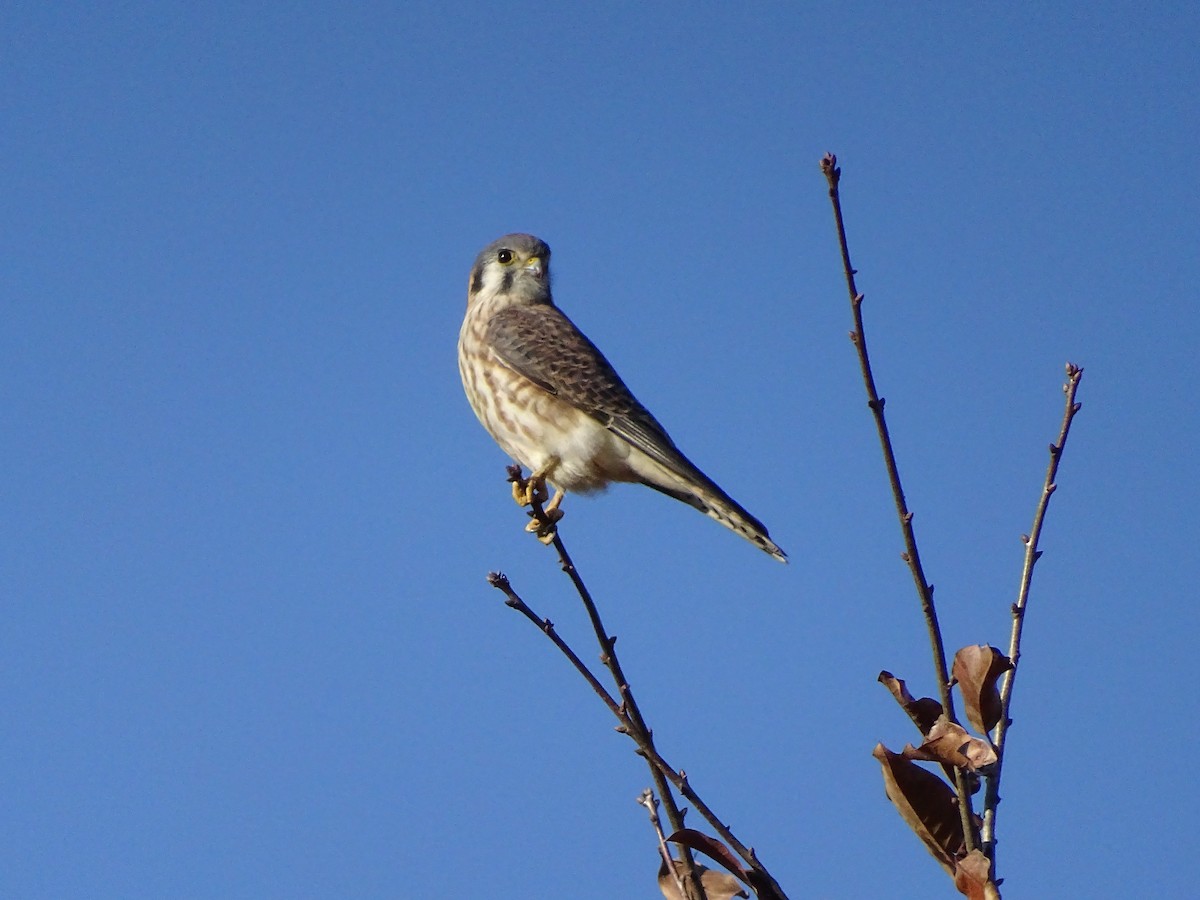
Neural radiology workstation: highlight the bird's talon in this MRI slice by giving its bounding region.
[525,510,561,542]
[512,472,550,508]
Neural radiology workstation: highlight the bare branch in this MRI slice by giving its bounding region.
[491,467,791,899]
[821,152,979,853]
[981,363,1084,866]
[494,469,706,900]
[640,790,688,900]
[486,571,624,721]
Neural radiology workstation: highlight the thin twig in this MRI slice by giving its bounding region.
[492,562,788,898]
[489,570,715,899]
[544,512,790,897]
[495,470,706,900]
[486,572,624,721]
[820,153,979,853]
[537,511,707,898]
[493,468,790,899]
[640,789,688,899]
[981,363,1084,867]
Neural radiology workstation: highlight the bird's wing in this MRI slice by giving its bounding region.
[487,304,775,548]
[485,305,700,479]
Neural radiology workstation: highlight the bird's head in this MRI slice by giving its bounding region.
[467,233,552,311]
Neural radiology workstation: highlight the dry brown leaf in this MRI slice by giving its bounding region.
[904,717,999,772]
[874,742,966,876]
[666,829,780,899]
[658,859,749,900]
[951,646,1013,734]
[666,829,749,882]
[954,849,1000,899]
[879,670,944,735]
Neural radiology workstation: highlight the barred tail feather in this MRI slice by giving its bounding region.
[644,479,788,563]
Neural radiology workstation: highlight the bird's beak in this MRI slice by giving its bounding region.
[524,256,544,279]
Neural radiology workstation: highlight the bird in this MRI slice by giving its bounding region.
[458,233,786,562]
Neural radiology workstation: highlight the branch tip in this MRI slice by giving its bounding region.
[820,152,840,182]
[982,363,1085,873]
[822,149,982,861]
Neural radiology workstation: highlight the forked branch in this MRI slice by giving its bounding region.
[821,154,1084,898]
[487,467,788,900]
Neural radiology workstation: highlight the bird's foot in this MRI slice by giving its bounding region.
[525,489,564,543]
[506,466,564,544]
[511,478,538,507]
[508,464,552,507]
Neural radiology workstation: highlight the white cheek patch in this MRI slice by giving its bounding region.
[477,263,508,298]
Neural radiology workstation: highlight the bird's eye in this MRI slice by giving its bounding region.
[497,249,514,264]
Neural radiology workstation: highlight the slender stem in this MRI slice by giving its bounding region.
[488,571,711,900]
[497,476,705,900]
[546,534,713,899]
[820,153,978,853]
[486,572,624,720]
[492,471,790,899]
[488,582,705,900]
[545,525,790,899]
[639,790,689,900]
[981,364,1084,867]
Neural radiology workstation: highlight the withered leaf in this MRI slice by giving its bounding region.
[954,849,1001,900]
[952,646,1014,734]
[666,829,749,882]
[658,859,749,900]
[879,670,944,735]
[873,743,966,876]
[666,830,781,899]
[904,717,999,772]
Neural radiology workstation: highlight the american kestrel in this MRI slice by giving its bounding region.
[458,233,786,562]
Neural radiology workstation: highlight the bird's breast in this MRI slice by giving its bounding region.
[459,316,634,493]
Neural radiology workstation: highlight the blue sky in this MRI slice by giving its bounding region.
[4,3,1197,897]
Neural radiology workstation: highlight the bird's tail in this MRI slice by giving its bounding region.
[645,478,788,563]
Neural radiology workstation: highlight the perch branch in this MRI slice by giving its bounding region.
[487,570,706,899]
[490,467,790,899]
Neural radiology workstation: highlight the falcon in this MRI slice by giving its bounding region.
[458,233,786,562]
